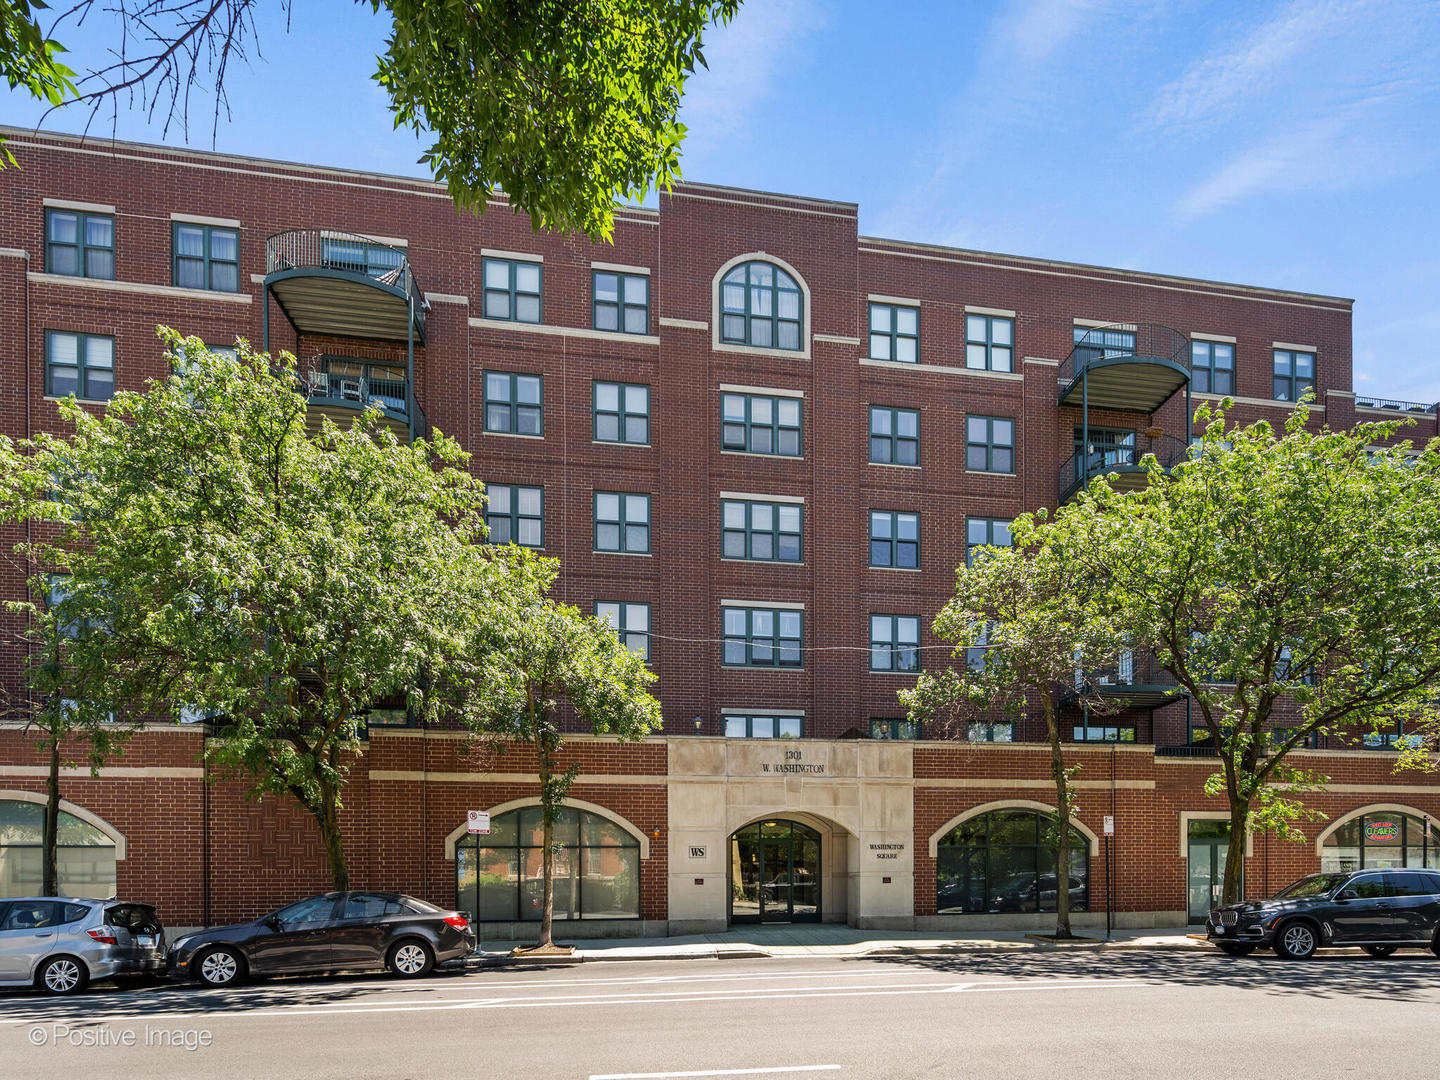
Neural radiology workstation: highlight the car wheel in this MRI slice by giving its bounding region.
[1273,921,1319,960]
[1363,945,1398,958]
[387,940,434,978]
[195,947,245,988]
[1216,943,1256,957]
[37,956,88,995]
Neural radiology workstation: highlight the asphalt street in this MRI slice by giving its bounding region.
[1,950,1437,1080]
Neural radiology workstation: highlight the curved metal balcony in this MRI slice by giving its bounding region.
[297,355,428,441]
[264,230,427,344]
[1058,430,1191,503]
[1058,323,1189,414]
[1066,650,1187,709]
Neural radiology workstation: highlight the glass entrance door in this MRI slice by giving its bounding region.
[1187,819,1234,922]
[730,820,822,924]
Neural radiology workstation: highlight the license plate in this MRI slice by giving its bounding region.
[137,934,156,947]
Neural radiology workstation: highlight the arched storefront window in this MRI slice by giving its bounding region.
[0,798,118,899]
[1321,811,1439,872]
[455,806,640,923]
[719,261,803,350]
[936,808,1089,915]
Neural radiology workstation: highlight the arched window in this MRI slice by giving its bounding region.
[1321,811,1438,873]
[0,798,119,899]
[720,261,803,350]
[936,808,1089,914]
[455,806,640,923]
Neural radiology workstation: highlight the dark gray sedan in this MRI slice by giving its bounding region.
[168,892,476,987]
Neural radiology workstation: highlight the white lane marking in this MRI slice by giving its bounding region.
[590,1067,840,1079]
[0,979,1127,1026]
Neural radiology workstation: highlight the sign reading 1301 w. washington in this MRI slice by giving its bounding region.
[467,810,491,835]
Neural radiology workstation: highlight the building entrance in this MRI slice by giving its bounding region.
[730,820,821,924]
[1187,819,1236,923]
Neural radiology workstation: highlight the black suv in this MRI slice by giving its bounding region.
[1207,868,1440,959]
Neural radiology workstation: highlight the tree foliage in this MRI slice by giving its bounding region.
[0,331,515,890]
[1062,403,1440,902]
[443,549,661,949]
[904,522,1126,937]
[2,0,742,238]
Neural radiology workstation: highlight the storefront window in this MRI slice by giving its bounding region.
[1321,811,1438,873]
[936,808,1088,914]
[0,798,118,899]
[455,806,640,922]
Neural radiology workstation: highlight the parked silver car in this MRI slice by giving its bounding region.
[0,897,166,994]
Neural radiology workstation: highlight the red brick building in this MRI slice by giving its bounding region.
[1,128,1436,934]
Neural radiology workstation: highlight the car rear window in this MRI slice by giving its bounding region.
[105,904,160,931]
[60,903,90,924]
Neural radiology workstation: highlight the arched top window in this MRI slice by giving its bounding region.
[936,808,1090,915]
[720,261,804,351]
[0,797,119,899]
[1321,810,1438,873]
[454,806,640,923]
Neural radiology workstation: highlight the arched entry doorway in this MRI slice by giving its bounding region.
[729,819,821,924]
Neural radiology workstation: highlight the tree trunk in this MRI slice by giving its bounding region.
[1222,799,1249,905]
[42,737,60,896]
[1043,696,1072,938]
[537,732,557,949]
[312,782,349,892]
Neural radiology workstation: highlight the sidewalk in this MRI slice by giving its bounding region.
[460,924,1208,966]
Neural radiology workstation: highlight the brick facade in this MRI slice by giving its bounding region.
[1,128,1436,931]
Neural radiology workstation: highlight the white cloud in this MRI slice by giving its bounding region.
[678,0,824,167]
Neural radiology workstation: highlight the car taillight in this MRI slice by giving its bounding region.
[443,915,469,930]
[87,928,119,945]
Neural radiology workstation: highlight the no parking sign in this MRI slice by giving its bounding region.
[467,810,491,835]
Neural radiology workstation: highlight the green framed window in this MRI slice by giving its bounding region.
[45,331,114,401]
[870,615,920,672]
[593,271,649,334]
[1073,724,1137,743]
[869,406,918,466]
[724,713,803,738]
[1190,340,1235,395]
[870,718,920,740]
[966,517,1012,566]
[173,223,239,292]
[1320,811,1439,872]
[722,499,802,562]
[1361,721,1423,750]
[1073,325,1136,368]
[719,261,803,350]
[936,809,1089,914]
[595,492,650,553]
[722,393,801,456]
[483,372,543,436]
[454,806,641,923]
[965,621,994,672]
[1272,349,1315,402]
[485,484,543,547]
[45,209,114,279]
[594,382,650,445]
[965,314,1013,372]
[321,238,404,278]
[723,606,802,668]
[966,416,1014,473]
[968,721,1013,742]
[868,303,918,363]
[596,602,650,662]
[482,257,542,323]
[869,510,919,569]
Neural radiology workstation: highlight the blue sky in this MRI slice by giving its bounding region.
[6,0,1439,402]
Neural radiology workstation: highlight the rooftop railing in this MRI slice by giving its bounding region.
[1354,395,1438,414]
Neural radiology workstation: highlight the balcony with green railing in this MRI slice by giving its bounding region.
[298,356,426,440]
[264,229,427,344]
[1058,429,1192,503]
[1059,323,1190,414]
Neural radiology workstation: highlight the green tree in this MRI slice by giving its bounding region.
[0,331,511,890]
[1064,403,1440,903]
[2,0,742,238]
[903,524,1126,938]
[446,549,660,950]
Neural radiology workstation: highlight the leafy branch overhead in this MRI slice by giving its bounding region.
[2,0,742,238]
